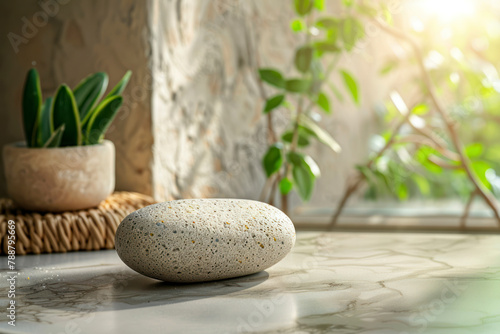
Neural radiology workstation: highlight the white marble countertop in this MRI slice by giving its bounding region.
[1,231,500,334]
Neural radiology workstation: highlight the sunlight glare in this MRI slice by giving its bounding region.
[418,0,476,21]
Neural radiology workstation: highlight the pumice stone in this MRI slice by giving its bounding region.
[115,199,296,283]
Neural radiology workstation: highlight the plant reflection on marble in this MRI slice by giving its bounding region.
[1,232,499,333]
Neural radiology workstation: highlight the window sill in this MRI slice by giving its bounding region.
[292,200,500,233]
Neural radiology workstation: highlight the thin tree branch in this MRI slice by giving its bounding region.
[460,190,478,229]
[427,155,461,170]
[410,124,458,160]
[395,134,460,161]
[254,54,277,145]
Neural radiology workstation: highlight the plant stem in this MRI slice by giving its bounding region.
[280,12,317,214]
[281,192,289,215]
[281,96,305,215]
[254,62,277,145]
[268,172,280,206]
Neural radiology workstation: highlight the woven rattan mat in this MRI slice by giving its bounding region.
[0,192,156,255]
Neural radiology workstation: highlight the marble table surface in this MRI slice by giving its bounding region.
[1,231,499,334]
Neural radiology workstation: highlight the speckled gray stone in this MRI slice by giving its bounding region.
[115,199,296,282]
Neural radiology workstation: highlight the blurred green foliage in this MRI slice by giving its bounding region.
[362,0,500,202]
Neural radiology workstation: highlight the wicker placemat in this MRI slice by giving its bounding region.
[0,192,156,255]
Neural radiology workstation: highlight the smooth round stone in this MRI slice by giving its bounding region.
[115,199,296,283]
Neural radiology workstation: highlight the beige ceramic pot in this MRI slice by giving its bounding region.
[2,140,115,212]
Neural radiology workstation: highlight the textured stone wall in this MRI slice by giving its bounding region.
[0,0,390,210]
[149,0,295,201]
[148,0,388,208]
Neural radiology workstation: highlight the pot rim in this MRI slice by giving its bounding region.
[3,139,114,151]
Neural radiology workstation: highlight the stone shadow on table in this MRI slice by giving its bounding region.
[109,270,270,310]
[18,267,270,315]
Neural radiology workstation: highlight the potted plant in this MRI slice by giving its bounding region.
[2,69,131,212]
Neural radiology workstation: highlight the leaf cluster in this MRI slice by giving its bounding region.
[22,69,131,148]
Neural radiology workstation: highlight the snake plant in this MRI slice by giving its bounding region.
[22,69,131,147]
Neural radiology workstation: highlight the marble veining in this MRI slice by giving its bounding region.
[1,231,499,334]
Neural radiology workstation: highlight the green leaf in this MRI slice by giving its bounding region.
[264,94,285,113]
[288,152,318,201]
[290,19,306,32]
[22,68,42,147]
[303,154,321,177]
[287,152,320,177]
[356,3,378,17]
[309,60,324,94]
[294,46,313,73]
[286,151,302,165]
[73,72,109,123]
[52,85,82,146]
[412,174,430,196]
[485,144,500,162]
[327,28,339,44]
[315,18,338,30]
[290,165,313,202]
[279,177,294,195]
[314,0,324,11]
[382,4,393,24]
[43,124,65,148]
[258,69,285,89]
[282,130,310,147]
[412,104,429,115]
[313,41,340,53]
[465,143,484,159]
[341,17,364,51]
[262,143,283,177]
[380,60,399,75]
[357,165,387,197]
[38,97,53,147]
[299,114,341,153]
[373,168,391,192]
[294,0,313,16]
[341,70,360,105]
[285,79,311,93]
[329,83,344,102]
[105,70,132,98]
[342,0,353,7]
[415,147,443,174]
[396,183,409,201]
[472,161,492,190]
[86,96,123,145]
[317,92,331,113]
